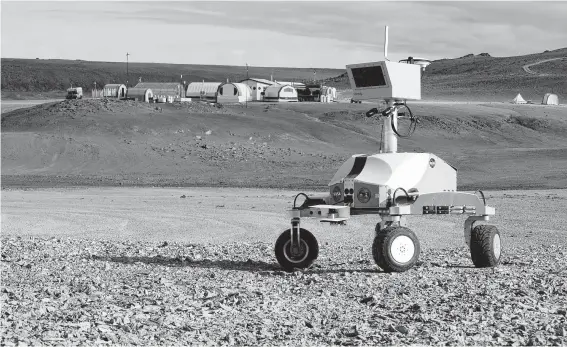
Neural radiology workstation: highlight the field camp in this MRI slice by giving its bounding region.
[1,1,567,346]
[91,78,337,104]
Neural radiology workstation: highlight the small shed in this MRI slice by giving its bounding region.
[263,84,298,102]
[542,93,559,105]
[127,88,153,102]
[239,78,274,101]
[320,86,336,102]
[217,83,252,104]
[186,82,222,101]
[103,84,127,98]
[133,82,184,100]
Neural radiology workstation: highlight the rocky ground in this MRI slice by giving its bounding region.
[2,188,567,345]
[2,237,566,346]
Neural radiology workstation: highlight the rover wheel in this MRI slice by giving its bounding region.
[470,225,501,268]
[372,226,420,273]
[275,228,319,272]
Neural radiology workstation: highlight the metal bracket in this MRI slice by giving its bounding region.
[464,215,490,247]
[376,215,407,236]
[382,215,401,223]
[290,216,301,254]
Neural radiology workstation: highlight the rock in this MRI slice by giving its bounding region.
[396,325,410,335]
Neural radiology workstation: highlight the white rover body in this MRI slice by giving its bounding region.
[274,28,502,272]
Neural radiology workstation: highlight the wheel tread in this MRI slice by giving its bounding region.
[372,226,420,273]
[470,225,501,268]
[275,228,319,272]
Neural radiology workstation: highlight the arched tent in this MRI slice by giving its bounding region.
[186,82,222,101]
[217,83,252,103]
[542,93,559,105]
[263,84,298,102]
[512,93,527,104]
[103,84,127,98]
[133,82,183,100]
[127,88,153,102]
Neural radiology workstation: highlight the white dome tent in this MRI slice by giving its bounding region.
[217,83,252,104]
[263,84,298,102]
[542,93,559,105]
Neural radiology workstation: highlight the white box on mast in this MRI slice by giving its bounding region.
[346,61,421,102]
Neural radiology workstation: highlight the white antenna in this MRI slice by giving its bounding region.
[384,25,389,61]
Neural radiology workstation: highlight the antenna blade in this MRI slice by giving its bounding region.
[384,26,389,60]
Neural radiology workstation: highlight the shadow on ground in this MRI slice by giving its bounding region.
[95,255,382,274]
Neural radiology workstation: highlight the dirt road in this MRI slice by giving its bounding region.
[2,187,565,249]
[1,99,61,113]
[522,57,566,76]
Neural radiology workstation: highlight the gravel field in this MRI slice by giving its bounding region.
[2,187,566,345]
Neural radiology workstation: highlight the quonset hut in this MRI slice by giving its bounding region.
[217,83,252,103]
[133,82,184,101]
[264,84,298,102]
[103,84,127,98]
[127,87,153,102]
[185,82,222,101]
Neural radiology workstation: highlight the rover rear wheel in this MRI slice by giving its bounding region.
[275,228,319,272]
[372,226,420,273]
[470,225,501,268]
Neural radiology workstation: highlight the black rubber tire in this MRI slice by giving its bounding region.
[275,228,319,272]
[470,225,502,268]
[372,226,420,273]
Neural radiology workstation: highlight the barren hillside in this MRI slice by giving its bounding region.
[3,48,566,101]
[2,99,567,190]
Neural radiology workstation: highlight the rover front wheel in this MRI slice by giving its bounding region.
[275,228,319,272]
[372,226,420,272]
[470,225,501,268]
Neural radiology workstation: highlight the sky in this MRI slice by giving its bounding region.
[2,1,567,68]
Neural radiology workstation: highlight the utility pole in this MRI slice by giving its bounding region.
[245,63,249,108]
[94,81,97,98]
[126,52,130,88]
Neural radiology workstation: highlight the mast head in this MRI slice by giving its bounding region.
[346,61,421,102]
